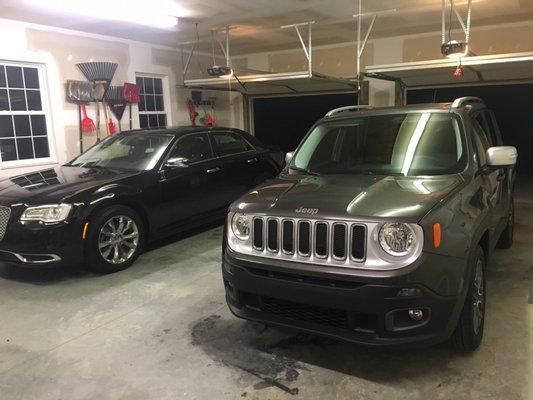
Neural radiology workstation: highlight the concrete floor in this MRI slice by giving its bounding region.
[0,186,532,400]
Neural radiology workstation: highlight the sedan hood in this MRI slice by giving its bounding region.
[233,173,463,221]
[0,165,139,205]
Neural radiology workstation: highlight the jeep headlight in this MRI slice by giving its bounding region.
[231,213,250,240]
[20,204,72,223]
[379,222,417,257]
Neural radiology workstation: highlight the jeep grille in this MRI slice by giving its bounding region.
[252,217,366,263]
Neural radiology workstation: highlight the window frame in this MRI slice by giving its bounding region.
[0,60,55,168]
[136,73,168,129]
[209,131,256,159]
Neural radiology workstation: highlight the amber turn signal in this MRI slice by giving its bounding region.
[433,223,441,248]
[82,221,90,240]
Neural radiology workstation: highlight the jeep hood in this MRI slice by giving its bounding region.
[232,173,463,221]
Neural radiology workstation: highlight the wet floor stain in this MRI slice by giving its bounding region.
[191,314,306,395]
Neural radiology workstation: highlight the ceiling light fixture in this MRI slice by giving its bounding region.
[28,0,181,29]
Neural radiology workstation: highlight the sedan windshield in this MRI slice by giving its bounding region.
[292,112,466,176]
[68,133,173,171]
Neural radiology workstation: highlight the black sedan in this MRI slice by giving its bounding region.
[0,127,283,273]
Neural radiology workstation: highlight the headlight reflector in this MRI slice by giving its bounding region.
[20,204,72,223]
[231,213,250,240]
[379,222,417,256]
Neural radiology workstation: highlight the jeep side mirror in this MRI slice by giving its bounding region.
[285,151,295,165]
[165,157,190,168]
[486,146,517,167]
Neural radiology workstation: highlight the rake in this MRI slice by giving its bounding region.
[66,80,95,153]
[105,86,126,133]
[76,62,118,140]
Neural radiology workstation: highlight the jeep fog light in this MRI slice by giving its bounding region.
[379,223,416,256]
[408,309,424,321]
[231,213,250,240]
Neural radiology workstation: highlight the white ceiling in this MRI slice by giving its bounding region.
[2,0,533,54]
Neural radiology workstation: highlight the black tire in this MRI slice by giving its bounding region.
[451,245,486,352]
[497,198,514,249]
[84,205,144,274]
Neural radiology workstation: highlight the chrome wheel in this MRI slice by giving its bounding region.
[98,215,139,265]
[472,259,484,335]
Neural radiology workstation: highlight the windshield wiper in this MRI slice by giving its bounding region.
[289,166,320,176]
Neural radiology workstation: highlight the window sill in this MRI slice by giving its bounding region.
[0,159,58,171]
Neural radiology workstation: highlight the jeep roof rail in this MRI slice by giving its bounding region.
[451,97,485,108]
[325,105,373,117]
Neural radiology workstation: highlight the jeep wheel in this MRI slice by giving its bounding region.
[451,245,486,352]
[497,198,514,249]
[85,205,144,274]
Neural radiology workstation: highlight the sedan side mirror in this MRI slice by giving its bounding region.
[165,157,190,168]
[285,151,295,165]
[486,146,518,167]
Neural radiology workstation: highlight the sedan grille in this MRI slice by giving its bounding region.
[252,217,366,264]
[0,206,11,241]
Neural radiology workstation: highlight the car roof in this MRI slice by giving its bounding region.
[122,126,242,137]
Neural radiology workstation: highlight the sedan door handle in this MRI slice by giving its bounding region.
[206,167,221,174]
[247,157,258,164]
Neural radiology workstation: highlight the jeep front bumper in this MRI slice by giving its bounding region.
[222,249,469,346]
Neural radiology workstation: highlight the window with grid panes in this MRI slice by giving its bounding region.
[0,63,52,164]
[136,75,167,129]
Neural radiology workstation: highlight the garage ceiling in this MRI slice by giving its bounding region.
[2,0,533,54]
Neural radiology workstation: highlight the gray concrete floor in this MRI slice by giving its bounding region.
[0,185,532,400]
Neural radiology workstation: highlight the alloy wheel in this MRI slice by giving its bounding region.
[98,215,139,265]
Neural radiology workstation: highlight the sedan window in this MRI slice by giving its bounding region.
[212,132,253,157]
[169,134,213,163]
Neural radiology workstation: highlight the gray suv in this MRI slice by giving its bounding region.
[222,97,517,352]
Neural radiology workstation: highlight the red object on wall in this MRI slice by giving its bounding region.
[187,99,199,125]
[123,83,141,103]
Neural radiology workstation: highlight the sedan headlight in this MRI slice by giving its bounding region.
[20,204,72,223]
[379,222,417,257]
[231,213,250,240]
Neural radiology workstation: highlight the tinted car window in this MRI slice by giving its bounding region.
[170,134,212,163]
[212,132,253,157]
[293,113,466,176]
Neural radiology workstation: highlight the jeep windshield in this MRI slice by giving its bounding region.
[291,112,467,176]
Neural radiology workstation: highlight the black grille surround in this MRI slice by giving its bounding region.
[251,216,367,266]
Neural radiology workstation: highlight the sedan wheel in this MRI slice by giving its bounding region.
[98,215,139,265]
[85,205,144,274]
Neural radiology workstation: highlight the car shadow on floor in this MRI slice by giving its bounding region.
[0,219,224,284]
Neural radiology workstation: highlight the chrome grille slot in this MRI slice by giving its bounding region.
[314,222,328,258]
[298,221,311,256]
[351,225,366,261]
[248,216,367,268]
[282,220,294,254]
[0,206,11,241]
[252,218,264,250]
[332,223,347,259]
[267,219,279,252]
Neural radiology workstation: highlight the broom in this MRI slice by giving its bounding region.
[76,61,118,140]
[105,86,126,133]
